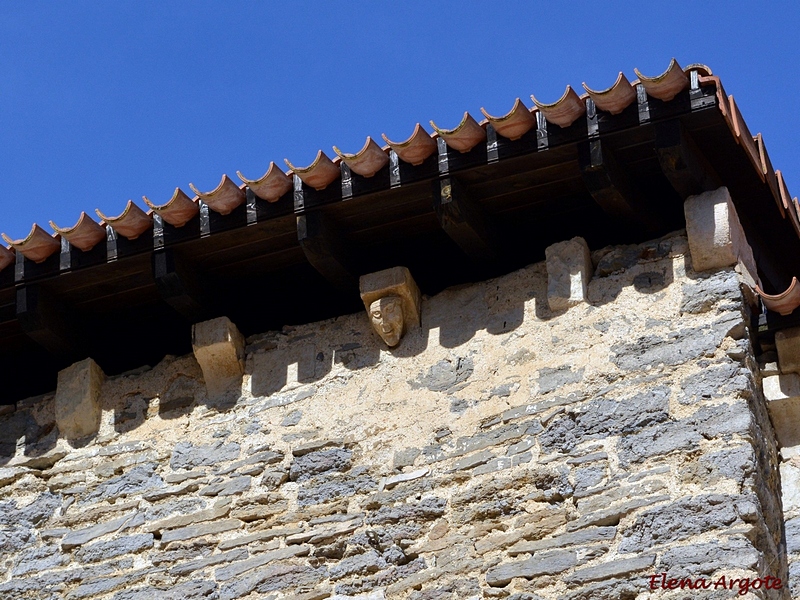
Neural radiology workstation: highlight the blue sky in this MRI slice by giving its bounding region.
[0,2,798,239]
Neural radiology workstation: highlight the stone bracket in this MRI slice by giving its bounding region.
[297,210,356,289]
[684,186,758,283]
[192,316,245,398]
[432,176,500,264]
[545,236,592,312]
[655,119,721,199]
[55,357,106,440]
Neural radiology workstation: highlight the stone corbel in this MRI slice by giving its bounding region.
[192,316,245,398]
[545,237,592,312]
[359,266,421,347]
[684,186,760,287]
[55,358,106,440]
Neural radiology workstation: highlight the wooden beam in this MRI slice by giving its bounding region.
[655,119,720,198]
[433,177,499,263]
[297,210,356,289]
[578,138,658,233]
[152,249,207,322]
[16,284,82,360]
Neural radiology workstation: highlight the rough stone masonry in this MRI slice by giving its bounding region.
[0,188,792,598]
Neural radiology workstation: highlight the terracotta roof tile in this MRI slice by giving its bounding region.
[480,99,536,141]
[189,175,245,216]
[49,212,106,252]
[236,163,293,203]
[96,200,153,240]
[284,150,340,191]
[333,137,389,178]
[430,112,486,153]
[381,124,437,166]
[2,223,61,263]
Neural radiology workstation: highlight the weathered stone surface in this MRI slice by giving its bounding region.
[545,236,592,311]
[684,186,756,275]
[229,493,289,521]
[113,580,219,600]
[290,448,353,482]
[170,440,241,470]
[214,544,312,581]
[199,475,251,497]
[145,499,230,532]
[486,549,579,586]
[678,362,749,405]
[611,313,741,371]
[0,231,787,600]
[537,366,584,394]
[409,356,473,392]
[160,518,243,544]
[680,269,741,314]
[659,538,759,573]
[82,463,164,503]
[74,533,154,563]
[12,544,69,576]
[507,526,617,556]
[62,512,139,550]
[619,495,739,552]
[192,316,245,397]
[540,387,670,454]
[170,547,249,576]
[55,358,105,440]
[564,554,655,584]
[367,497,447,525]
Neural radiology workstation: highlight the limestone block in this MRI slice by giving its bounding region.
[359,266,421,347]
[763,373,800,452]
[684,187,757,278]
[545,236,592,311]
[776,327,800,374]
[192,316,245,397]
[55,358,105,440]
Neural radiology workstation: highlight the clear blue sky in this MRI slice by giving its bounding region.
[0,2,798,239]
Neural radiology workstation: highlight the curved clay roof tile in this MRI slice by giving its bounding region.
[143,188,199,228]
[189,175,246,216]
[758,277,800,316]
[96,200,153,240]
[49,211,106,251]
[381,124,437,166]
[634,58,689,102]
[333,137,389,178]
[284,151,341,191]
[582,72,637,115]
[430,112,486,153]
[2,223,61,263]
[236,163,293,203]
[531,86,586,128]
[480,98,536,140]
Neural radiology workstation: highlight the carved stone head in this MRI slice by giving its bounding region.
[360,267,421,347]
[369,296,404,347]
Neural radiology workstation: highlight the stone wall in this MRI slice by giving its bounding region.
[0,228,790,599]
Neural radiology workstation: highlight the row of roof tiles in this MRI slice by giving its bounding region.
[4,59,799,322]
[0,59,705,271]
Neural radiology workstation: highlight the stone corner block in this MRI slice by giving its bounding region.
[545,236,592,312]
[684,186,757,279]
[192,316,245,397]
[775,327,800,375]
[55,358,106,440]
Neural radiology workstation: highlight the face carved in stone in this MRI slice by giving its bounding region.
[369,296,405,347]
